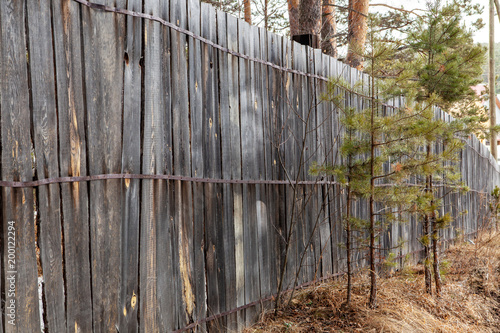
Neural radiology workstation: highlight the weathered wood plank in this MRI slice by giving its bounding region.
[282,37,297,291]
[81,1,125,330]
[239,19,252,324]
[216,9,239,329]
[1,0,40,331]
[170,0,193,329]
[201,5,225,329]
[304,47,320,282]
[239,20,260,325]
[27,0,65,331]
[187,0,207,328]
[257,27,272,302]
[304,48,321,281]
[51,0,93,331]
[315,50,333,277]
[292,42,307,285]
[140,1,162,332]
[119,0,142,331]
[267,32,284,296]
[252,26,269,305]
[224,13,245,330]
[329,56,342,275]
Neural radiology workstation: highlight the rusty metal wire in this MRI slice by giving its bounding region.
[0,173,338,188]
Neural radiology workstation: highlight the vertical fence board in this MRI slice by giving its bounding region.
[305,47,322,282]
[0,0,40,331]
[258,27,273,302]
[293,43,307,285]
[217,10,239,331]
[282,38,297,290]
[315,49,333,277]
[225,13,246,330]
[330,57,343,275]
[187,0,207,329]
[167,0,183,329]
[119,0,142,331]
[141,0,164,332]
[27,0,66,331]
[51,0,93,331]
[253,26,271,305]
[267,32,283,296]
[239,20,260,325]
[171,0,193,329]
[201,5,225,328]
[81,0,125,330]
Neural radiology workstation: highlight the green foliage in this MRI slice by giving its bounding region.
[439,259,451,278]
[383,252,398,269]
[436,212,452,230]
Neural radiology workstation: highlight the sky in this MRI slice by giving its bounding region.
[372,0,499,44]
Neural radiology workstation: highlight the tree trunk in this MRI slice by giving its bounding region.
[345,180,352,306]
[244,0,252,24]
[346,0,369,69]
[368,72,377,309]
[423,152,432,294]
[264,0,269,30]
[321,0,337,57]
[288,0,322,47]
[298,0,322,35]
[423,213,432,294]
[288,0,300,36]
[431,202,442,296]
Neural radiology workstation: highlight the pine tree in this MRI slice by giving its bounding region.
[315,0,486,305]
[316,40,435,308]
[392,0,486,295]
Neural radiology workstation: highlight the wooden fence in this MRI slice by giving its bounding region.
[1,0,499,332]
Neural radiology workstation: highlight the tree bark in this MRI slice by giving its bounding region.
[423,154,432,295]
[369,72,377,309]
[264,0,269,30]
[288,0,322,47]
[298,0,322,36]
[244,0,252,24]
[345,155,353,306]
[346,0,369,69]
[423,213,432,294]
[321,0,337,57]
[431,201,442,296]
[288,0,300,36]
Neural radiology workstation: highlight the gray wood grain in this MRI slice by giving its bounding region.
[217,11,237,330]
[170,1,194,329]
[201,5,225,329]
[1,0,40,331]
[282,37,297,290]
[140,0,162,332]
[81,0,125,330]
[188,0,207,328]
[50,0,93,331]
[27,0,65,331]
[119,0,142,331]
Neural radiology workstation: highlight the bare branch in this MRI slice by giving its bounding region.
[369,3,423,17]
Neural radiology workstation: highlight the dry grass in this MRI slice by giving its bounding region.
[245,231,500,333]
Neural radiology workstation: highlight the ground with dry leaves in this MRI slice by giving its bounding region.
[244,231,500,332]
